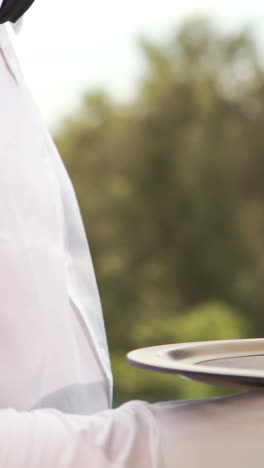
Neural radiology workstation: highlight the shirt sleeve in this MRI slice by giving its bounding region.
[0,401,161,468]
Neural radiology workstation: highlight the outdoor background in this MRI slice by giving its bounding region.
[11,2,264,403]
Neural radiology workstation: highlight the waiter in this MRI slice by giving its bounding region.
[0,2,264,467]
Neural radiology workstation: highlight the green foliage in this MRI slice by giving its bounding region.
[54,18,264,402]
[132,301,249,347]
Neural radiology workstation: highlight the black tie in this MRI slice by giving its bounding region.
[0,0,35,24]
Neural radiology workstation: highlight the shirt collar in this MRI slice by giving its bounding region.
[0,0,24,35]
[12,15,24,34]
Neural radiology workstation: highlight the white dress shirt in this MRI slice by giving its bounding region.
[0,10,112,414]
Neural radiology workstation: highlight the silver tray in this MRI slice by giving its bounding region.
[127,338,264,390]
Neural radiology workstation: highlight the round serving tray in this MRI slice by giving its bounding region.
[127,338,264,390]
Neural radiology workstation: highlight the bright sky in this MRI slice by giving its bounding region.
[7,0,264,132]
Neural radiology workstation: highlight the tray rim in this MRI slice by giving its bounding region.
[127,338,264,380]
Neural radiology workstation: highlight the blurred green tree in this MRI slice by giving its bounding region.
[53,18,264,401]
